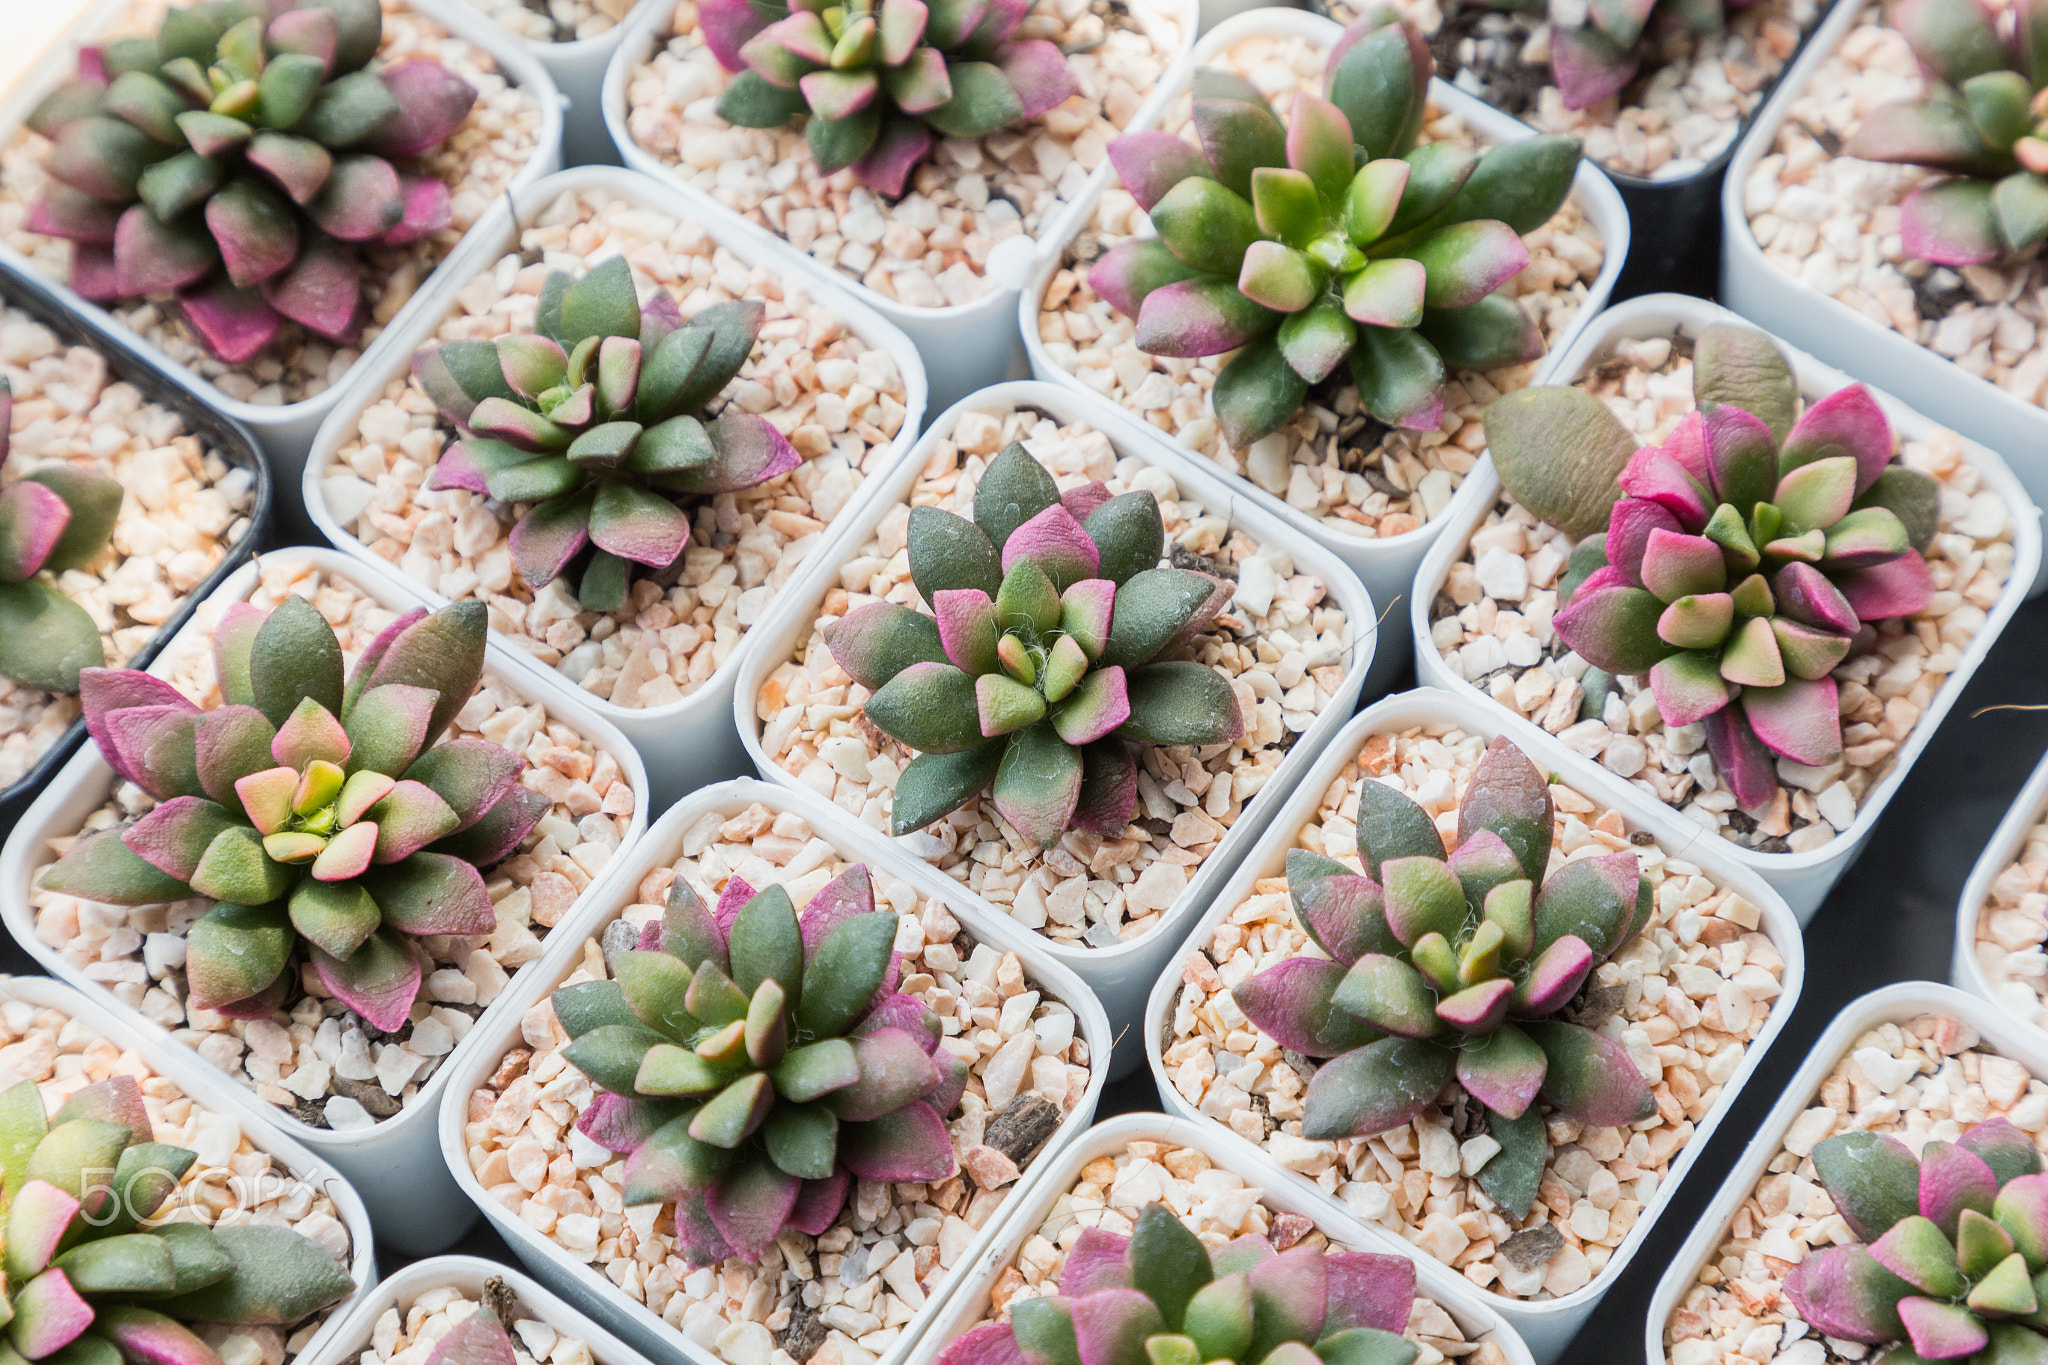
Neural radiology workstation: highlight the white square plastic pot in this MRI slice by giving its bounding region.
[434,775,1113,1365]
[917,1111,1539,1365]
[300,164,929,813]
[730,379,1378,1079]
[0,973,379,1361]
[298,1256,656,1365]
[1143,686,1807,1364]
[454,0,669,167]
[1721,0,2048,594]
[1017,5,1632,695]
[0,546,651,1257]
[1644,984,2046,1365]
[599,0,1200,415]
[0,0,563,496]
[1409,292,2044,925]
[1953,748,2048,1034]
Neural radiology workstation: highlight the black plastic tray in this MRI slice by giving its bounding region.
[0,265,274,858]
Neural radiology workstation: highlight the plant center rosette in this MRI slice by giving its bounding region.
[1485,324,1940,811]
[552,864,963,1263]
[1842,0,2048,268]
[410,256,801,615]
[819,442,1245,849]
[26,0,479,364]
[0,1073,354,1365]
[1786,1116,2048,1365]
[1230,734,1658,1219]
[936,1200,1424,1365]
[38,595,547,1035]
[1086,15,1581,450]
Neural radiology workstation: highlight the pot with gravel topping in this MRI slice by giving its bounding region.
[732,380,1376,1077]
[305,166,927,811]
[0,973,376,1365]
[301,1257,654,1365]
[0,0,562,486]
[1644,986,2048,1365]
[1144,687,1804,1362]
[1721,0,2048,555]
[599,0,1196,414]
[1953,751,2048,1044]
[1410,293,2039,923]
[1019,7,1625,689]
[0,268,268,844]
[448,0,668,166]
[918,1112,1541,1365]
[436,775,1111,1365]
[0,546,650,1256]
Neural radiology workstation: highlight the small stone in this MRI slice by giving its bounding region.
[962,1144,1021,1189]
[1498,1222,1564,1272]
[983,1092,1061,1168]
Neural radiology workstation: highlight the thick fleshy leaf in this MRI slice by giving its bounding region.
[259,235,364,343]
[1741,677,1841,767]
[1550,23,1638,109]
[1088,239,1201,320]
[1278,302,1360,385]
[1212,334,1309,449]
[992,723,1084,846]
[1325,20,1429,159]
[1526,1020,1655,1126]
[1067,1287,1165,1365]
[1920,1140,2000,1237]
[1134,279,1276,357]
[1784,1245,1914,1343]
[1342,258,1426,329]
[1117,662,1241,747]
[142,1224,352,1324]
[1107,132,1213,212]
[1455,1022,1547,1118]
[10,1268,95,1359]
[1330,953,1442,1039]
[838,1101,955,1182]
[121,797,234,883]
[1552,582,1672,674]
[111,206,214,299]
[865,661,983,753]
[1693,325,1799,444]
[1813,1133,1925,1242]
[311,931,421,1033]
[890,745,1004,835]
[1409,220,1529,312]
[367,60,476,157]
[184,903,291,1013]
[1002,40,1080,119]
[1485,388,1648,544]
[1291,855,1399,966]
[1898,1298,1989,1359]
[204,178,298,289]
[39,829,189,906]
[309,155,402,242]
[1301,1036,1454,1140]
[1003,503,1100,591]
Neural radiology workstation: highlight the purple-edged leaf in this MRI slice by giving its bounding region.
[1002,39,1080,119]
[1532,852,1639,960]
[1604,496,1683,589]
[1640,528,1727,603]
[1741,676,1842,767]
[704,1154,800,1263]
[700,0,776,69]
[204,178,298,289]
[28,186,122,244]
[1650,649,1734,726]
[1456,1020,1549,1120]
[380,175,453,247]
[1246,1248,1328,1363]
[1701,703,1777,810]
[308,155,404,243]
[1552,581,1672,674]
[10,1266,95,1358]
[363,850,495,936]
[1342,258,1425,329]
[1528,1020,1656,1127]
[1410,220,1529,311]
[1106,131,1214,212]
[1290,856,1399,966]
[1771,619,1853,681]
[1322,1253,1414,1335]
[1435,977,1514,1033]
[1785,1245,1913,1343]
[1834,550,1934,621]
[312,931,422,1033]
[246,132,334,207]
[1870,1215,1968,1298]
[838,1101,955,1182]
[1003,503,1099,591]
[1919,1139,1999,1237]
[1059,579,1115,660]
[1510,934,1598,1019]
[1701,405,1780,516]
[654,414,797,497]
[368,60,477,157]
[588,481,690,569]
[1234,958,1382,1057]
[1059,1228,1131,1297]
[103,704,200,802]
[260,235,364,344]
[849,120,934,198]
[1050,666,1130,746]
[364,779,461,863]
[111,205,215,299]
[1237,241,1318,314]
[1782,385,1892,493]
[1550,23,1639,110]
[823,601,946,692]
[1301,1036,1455,1141]
[185,903,291,1012]
[1134,279,1276,358]
[1901,179,2005,267]
[992,723,1083,846]
[1072,739,1138,837]
[1773,561,1862,634]
[936,1324,1027,1365]
[1898,1297,1988,1359]
[178,281,283,365]
[509,489,594,589]
[1995,1172,2048,1268]
[1619,447,1712,529]
[1068,1287,1165,1365]
[1088,239,1201,320]
[121,796,234,883]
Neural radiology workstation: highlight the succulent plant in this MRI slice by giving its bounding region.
[27,0,478,364]
[1841,0,2048,266]
[0,379,125,695]
[934,1199,1421,1365]
[1785,1116,2048,1365]
[820,443,1244,848]
[38,596,547,1034]
[696,0,1081,198]
[1232,735,1654,1217]
[556,864,964,1263]
[1486,325,1938,811]
[415,1300,521,1365]
[411,256,800,614]
[1546,0,1762,109]
[1089,17,1579,450]
[0,1072,355,1365]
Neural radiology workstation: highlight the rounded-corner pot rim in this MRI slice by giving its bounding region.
[298,161,932,734]
[1011,2,1634,568]
[433,772,1116,1365]
[596,0,1202,328]
[914,1108,1543,1365]
[1951,748,2048,1042]
[0,0,566,430]
[0,544,653,1159]
[727,375,1380,974]
[0,972,381,1365]
[1140,683,1809,1327]
[1641,981,2048,1365]
[1406,290,2044,887]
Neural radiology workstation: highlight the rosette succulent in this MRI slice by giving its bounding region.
[412,256,800,614]
[0,1073,355,1365]
[1785,1117,2048,1365]
[1487,325,1938,811]
[821,443,1244,848]
[696,0,1080,198]
[1843,0,2048,266]
[557,864,964,1263]
[1232,736,1654,1217]
[935,1200,1421,1365]
[39,595,547,1034]
[27,0,478,363]
[1090,17,1579,449]
[0,379,124,694]
[1548,0,1761,110]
